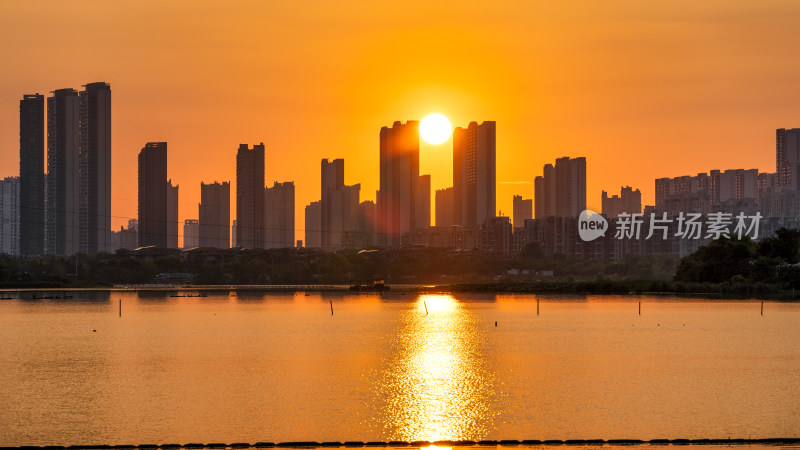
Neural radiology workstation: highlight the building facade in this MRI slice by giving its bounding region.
[183,219,199,249]
[199,181,230,248]
[777,128,800,189]
[264,181,295,248]
[79,82,112,254]
[236,143,265,249]
[512,195,532,228]
[46,88,81,255]
[535,157,586,218]
[453,121,496,227]
[0,177,20,255]
[601,186,642,218]
[167,180,179,248]
[304,201,322,249]
[378,121,420,247]
[19,93,45,256]
[435,187,455,227]
[138,142,168,248]
[415,174,431,230]
[320,158,361,250]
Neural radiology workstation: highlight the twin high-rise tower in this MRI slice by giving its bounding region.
[377,120,435,247]
[307,119,497,249]
[429,121,497,233]
[18,82,112,256]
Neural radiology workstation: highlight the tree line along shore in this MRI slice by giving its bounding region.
[2,228,800,299]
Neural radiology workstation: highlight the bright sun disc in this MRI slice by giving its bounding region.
[420,113,452,145]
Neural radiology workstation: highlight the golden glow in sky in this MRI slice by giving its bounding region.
[2,1,800,243]
[420,114,452,145]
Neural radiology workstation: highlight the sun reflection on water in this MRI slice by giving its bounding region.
[371,294,497,441]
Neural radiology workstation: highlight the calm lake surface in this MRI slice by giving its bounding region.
[0,291,798,446]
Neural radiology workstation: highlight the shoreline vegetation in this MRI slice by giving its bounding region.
[2,229,800,300]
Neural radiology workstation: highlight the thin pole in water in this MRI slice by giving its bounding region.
[639,301,641,315]
[424,300,428,315]
[761,301,763,316]
[330,299,334,316]
[537,298,539,316]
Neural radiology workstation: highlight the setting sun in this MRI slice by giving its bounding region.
[420,113,452,145]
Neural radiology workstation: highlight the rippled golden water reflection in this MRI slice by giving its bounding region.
[370,295,498,440]
[1,292,799,446]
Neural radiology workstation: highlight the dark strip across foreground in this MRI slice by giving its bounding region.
[3,438,800,450]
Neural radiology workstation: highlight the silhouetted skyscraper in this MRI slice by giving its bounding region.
[320,158,360,250]
[79,82,111,253]
[264,181,295,249]
[46,88,81,255]
[199,181,230,248]
[512,195,532,228]
[304,201,322,249]
[138,142,168,248]
[453,121,496,227]
[535,157,586,218]
[435,187,455,227]
[167,180,179,248]
[602,186,642,218]
[534,163,556,219]
[378,121,420,247]
[321,158,344,250]
[236,143,265,249]
[19,94,45,256]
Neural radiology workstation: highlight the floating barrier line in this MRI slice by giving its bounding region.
[2,438,800,450]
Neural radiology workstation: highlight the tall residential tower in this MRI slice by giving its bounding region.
[453,121,496,227]
[199,181,230,248]
[236,143,265,249]
[19,94,45,256]
[377,121,420,247]
[138,142,168,248]
[79,82,112,253]
[46,88,81,255]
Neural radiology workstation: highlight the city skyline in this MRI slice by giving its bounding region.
[2,1,799,244]
[3,99,800,252]
[1,96,795,249]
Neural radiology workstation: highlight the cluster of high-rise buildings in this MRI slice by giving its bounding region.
[517,128,800,261]
[2,84,112,257]
[131,142,295,252]
[1,81,798,260]
[302,120,505,252]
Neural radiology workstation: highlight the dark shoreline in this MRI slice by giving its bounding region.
[1,281,800,300]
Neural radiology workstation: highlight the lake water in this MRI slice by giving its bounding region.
[0,291,798,446]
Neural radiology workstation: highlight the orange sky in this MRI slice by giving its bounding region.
[2,0,800,245]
